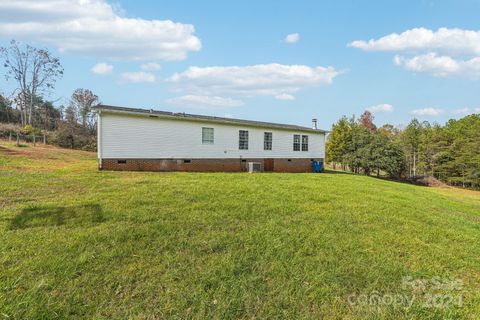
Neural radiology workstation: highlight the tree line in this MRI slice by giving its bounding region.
[327,111,480,189]
[0,40,99,150]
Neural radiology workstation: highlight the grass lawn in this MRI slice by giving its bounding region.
[1,142,480,319]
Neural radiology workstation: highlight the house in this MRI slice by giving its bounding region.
[93,105,326,172]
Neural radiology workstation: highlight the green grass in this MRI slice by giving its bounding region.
[1,142,480,319]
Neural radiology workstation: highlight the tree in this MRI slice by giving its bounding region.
[417,121,435,175]
[434,115,480,188]
[0,93,20,123]
[369,133,405,178]
[32,96,61,131]
[343,118,372,174]
[0,40,63,125]
[64,105,78,125]
[378,124,396,139]
[359,110,377,133]
[327,112,478,189]
[326,116,350,169]
[70,88,99,130]
[328,114,405,177]
[401,119,422,178]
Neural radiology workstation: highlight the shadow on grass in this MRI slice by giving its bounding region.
[296,168,442,190]
[325,169,439,189]
[9,204,105,230]
[323,169,354,175]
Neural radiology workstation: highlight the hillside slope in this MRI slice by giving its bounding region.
[1,142,480,319]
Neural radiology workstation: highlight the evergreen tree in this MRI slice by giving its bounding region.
[326,116,350,169]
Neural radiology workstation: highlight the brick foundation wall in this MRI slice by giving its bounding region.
[272,159,313,173]
[101,158,322,173]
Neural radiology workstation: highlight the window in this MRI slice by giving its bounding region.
[264,132,272,150]
[202,127,214,144]
[293,134,300,151]
[301,135,309,151]
[239,130,249,150]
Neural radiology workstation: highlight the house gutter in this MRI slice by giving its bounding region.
[94,107,328,134]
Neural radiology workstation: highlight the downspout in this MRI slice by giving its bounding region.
[97,110,103,170]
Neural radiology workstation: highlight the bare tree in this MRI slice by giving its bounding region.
[70,88,100,130]
[0,40,63,126]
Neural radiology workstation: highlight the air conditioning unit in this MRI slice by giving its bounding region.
[248,162,262,173]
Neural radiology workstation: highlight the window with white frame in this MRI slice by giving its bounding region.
[301,135,309,151]
[239,130,249,150]
[293,134,300,151]
[264,132,272,150]
[202,127,214,144]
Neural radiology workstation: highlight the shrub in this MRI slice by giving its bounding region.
[21,124,34,135]
[51,122,96,151]
[0,123,22,138]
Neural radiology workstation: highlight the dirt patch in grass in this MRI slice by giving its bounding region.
[0,145,25,155]
[413,176,449,188]
[0,141,96,172]
[0,142,94,160]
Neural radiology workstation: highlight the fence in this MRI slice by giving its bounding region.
[0,131,49,146]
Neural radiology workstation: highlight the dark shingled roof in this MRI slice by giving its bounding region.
[93,104,327,133]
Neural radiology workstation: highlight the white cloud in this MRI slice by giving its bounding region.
[410,108,444,116]
[452,107,470,115]
[91,62,113,75]
[121,71,156,83]
[349,27,480,55]
[168,63,339,99]
[366,103,394,113]
[284,33,300,44]
[394,53,480,78]
[408,107,478,117]
[350,27,480,78]
[275,93,295,100]
[167,95,244,108]
[140,62,161,71]
[0,0,201,61]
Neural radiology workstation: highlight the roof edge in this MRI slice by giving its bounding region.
[93,104,328,133]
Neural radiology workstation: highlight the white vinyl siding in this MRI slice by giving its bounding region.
[99,113,325,159]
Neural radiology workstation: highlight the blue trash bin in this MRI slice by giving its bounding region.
[311,160,324,173]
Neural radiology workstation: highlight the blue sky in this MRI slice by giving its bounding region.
[1,0,480,130]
